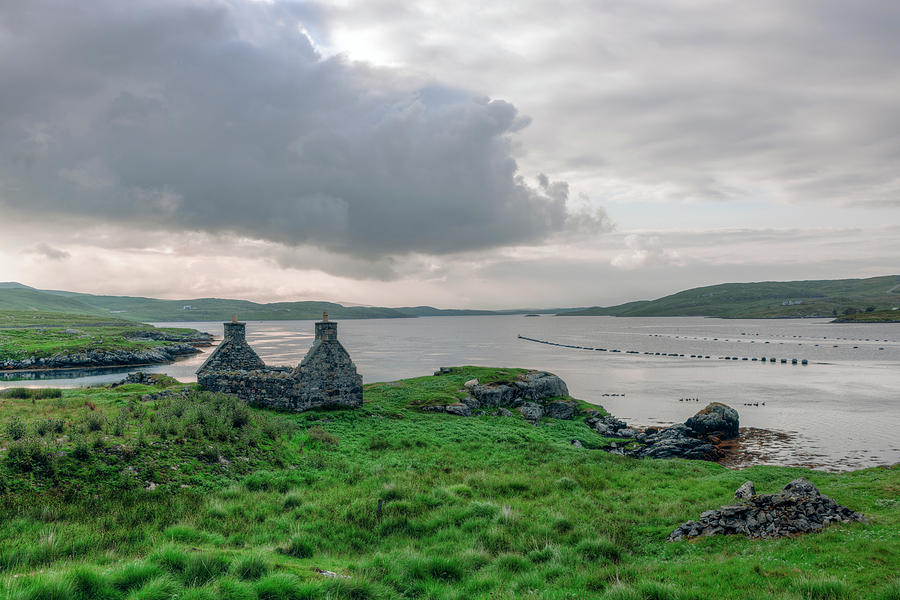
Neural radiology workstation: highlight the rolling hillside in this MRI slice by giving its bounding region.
[560,275,900,318]
[4,275,898,322]
[0,285,109,315]
[0,284,561,322]
[0,286,412,322]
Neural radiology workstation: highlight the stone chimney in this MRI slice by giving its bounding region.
[315,311,337,342]
[223,320,247,343]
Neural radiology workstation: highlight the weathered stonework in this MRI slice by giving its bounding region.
[197,317,363,411]
[197,322,266,372]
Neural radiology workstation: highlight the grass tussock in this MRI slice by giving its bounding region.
[0,367,896,599]
[1,387,63,400]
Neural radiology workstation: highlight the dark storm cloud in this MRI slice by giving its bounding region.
[0,0,586,258]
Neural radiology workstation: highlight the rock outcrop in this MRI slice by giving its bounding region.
[114,371,175,387]
[425,371,573,422]
[668,478,867,540]
[125,330,214,344]
[685,402,739,438]
[589,402,739,462]
[637,424,717,460]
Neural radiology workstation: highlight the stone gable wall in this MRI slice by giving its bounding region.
[197,321,362,412]
[296,339,363,408]
[197,339,267,372]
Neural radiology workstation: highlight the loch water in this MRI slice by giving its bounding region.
[3,315,898,471]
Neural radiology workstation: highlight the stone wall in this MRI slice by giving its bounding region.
[197,319,362,412]
[197,322,266,372]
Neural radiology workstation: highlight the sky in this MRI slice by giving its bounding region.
[1,0,898,308]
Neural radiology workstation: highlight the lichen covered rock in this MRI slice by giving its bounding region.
[426,370,576,422]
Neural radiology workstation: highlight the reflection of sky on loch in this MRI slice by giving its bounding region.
[4,316,898,471]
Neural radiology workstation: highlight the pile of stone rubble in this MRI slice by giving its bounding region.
[668,478,867,540]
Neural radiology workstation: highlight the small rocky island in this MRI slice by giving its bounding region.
[0,316,212,371]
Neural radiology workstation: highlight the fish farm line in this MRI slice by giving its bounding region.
[516,335,810,365]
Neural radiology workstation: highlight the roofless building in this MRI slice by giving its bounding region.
[197,312,363,411]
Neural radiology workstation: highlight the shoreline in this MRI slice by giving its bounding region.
[602,416,895,473]
[718,427,895,473]
[0,341,210,373]
[2,348,894,472]
[0,346,207,377]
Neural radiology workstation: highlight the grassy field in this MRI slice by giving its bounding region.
[563,275,900,319]
[0,310,206,363]
[0,367,897,599]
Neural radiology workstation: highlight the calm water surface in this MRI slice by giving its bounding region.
[3,316,898,471]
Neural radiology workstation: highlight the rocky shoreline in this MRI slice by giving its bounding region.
[424,369,884,472]
[1,330,214,372]
[427,368,751,464]
[588,402,740,461]
[0,343,204,371]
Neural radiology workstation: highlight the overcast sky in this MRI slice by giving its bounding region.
[1,0,898,308]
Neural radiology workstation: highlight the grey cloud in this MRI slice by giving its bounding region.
[611,235,684,270]
[321,0,900,208]
[0,0,591,261]
[24,243,70,261]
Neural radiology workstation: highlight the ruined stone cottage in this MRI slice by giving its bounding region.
[197,313,363,411]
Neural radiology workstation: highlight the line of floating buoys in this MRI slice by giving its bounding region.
[518,335,811,364]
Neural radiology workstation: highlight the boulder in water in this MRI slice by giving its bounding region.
[685,402,739,439]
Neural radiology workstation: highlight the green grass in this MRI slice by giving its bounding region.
[0,367,897,599]
[0,310,207,363]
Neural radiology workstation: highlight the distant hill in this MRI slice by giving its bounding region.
[5,275,896,322]
[0,287,109,315]
[0,283,563,322]
[0,282,35,289]
[396,306,565,317]
[559,275,900,318]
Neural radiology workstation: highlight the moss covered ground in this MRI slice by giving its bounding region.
[0,367,897,599]
[0,310,204,363]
